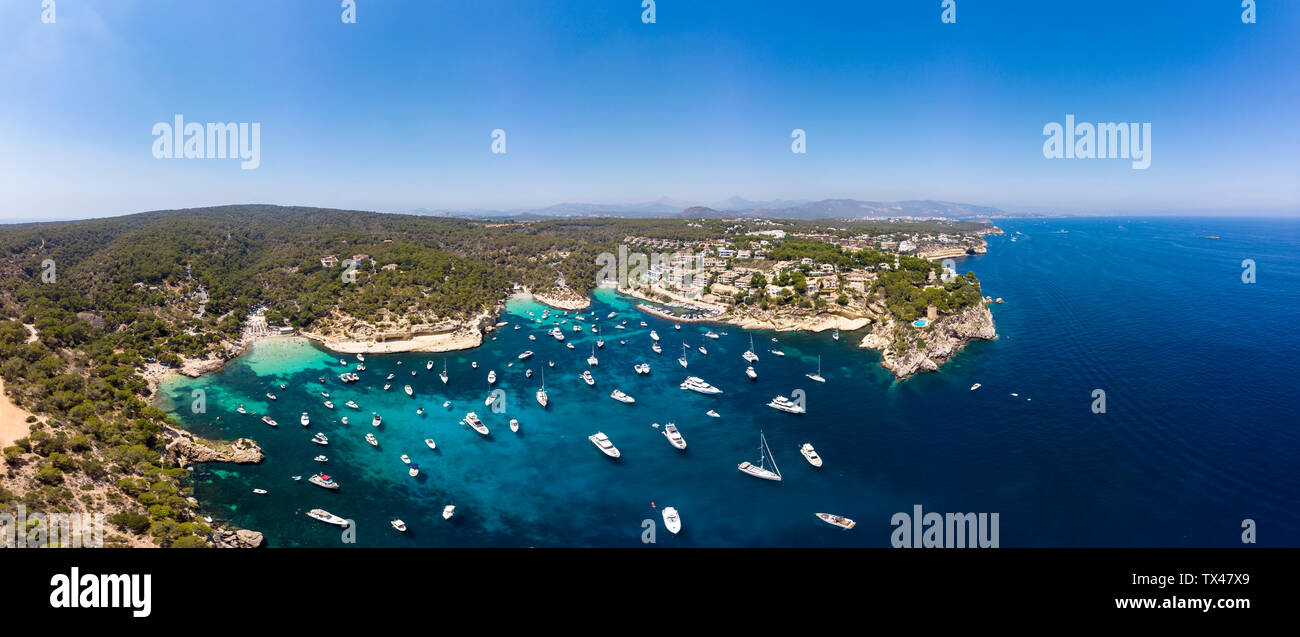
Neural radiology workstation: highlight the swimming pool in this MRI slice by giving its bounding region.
[912,319,928,327]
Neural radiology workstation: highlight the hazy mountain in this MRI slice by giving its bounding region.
[402,198,1005,221]
[730,199,1006,220]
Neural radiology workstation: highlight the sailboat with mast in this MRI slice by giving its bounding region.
[587,344,598,366]
[536,367,549,408]
[439,360,448,385]
[742,335,759,363]
[806,355,826,383]
[678,343,688,369]
[737,431,782,481]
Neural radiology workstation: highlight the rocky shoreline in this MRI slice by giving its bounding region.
[858,303,997,379]
[524,287,591,311]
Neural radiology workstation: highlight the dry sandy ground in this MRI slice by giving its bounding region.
[0,378,34,448]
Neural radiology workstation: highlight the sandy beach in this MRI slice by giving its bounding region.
[0,378,34,448]
[523,288,591,311]
[302,327,484,355]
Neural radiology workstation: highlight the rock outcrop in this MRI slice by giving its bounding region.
[860,303,997,379]
[211,528,264,548]
[163,427,264,468]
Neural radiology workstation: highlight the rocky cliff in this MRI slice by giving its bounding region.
[163,428,264,468]
[859,303,997,379]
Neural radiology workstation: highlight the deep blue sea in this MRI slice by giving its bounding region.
[160,217,1300,547]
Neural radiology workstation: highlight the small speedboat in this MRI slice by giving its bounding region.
[345,400,359,409]
[471,361,478,369]
[404,385,413,396]
[323,400,334,409]
[426,360,434,370]
[425,438,437,450]
[372,414,382,427]
[320,391,331,398]
[261,416,278,427]
[391,519,407,532]
[365,433,378,446]
[746,366,757,380]
[662,507,682,534]
[236,404,246,414]
[341,417,348,425]
[409,463,419,477]
[312,433,329,445]
[769,349,785,357]
[581,370,595,386]
[400,454,411,464]
[706,409,720,418]
[509,418,519,433]
[252,488,268,495]
[314,454,328,462]
[970,383,982,391]
[442,505,455,520]
[266,393,277,401]
[815,513,856,530]
[634,363,650,375]
[487,370,497,385]
[416,407,425,415]
[698,346,708,355]
[610,389,635,404]
[526,368,534,378]
[300,412,310,426]
[383,383,391,390]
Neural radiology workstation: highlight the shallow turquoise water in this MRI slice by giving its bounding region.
[161,217,1300,547]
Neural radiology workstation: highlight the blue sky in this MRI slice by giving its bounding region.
[1,0,1297,220]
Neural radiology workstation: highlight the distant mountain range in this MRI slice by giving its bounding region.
[400,198,1014,221]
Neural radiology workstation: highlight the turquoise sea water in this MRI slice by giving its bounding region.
[160,217,1300,547]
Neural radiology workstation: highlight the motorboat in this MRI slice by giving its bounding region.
[252,489,268,495]
[307,509,349,527]
[484,391,499,408]
[312,433,329,445]
[518,350,534,360]
[698,345,708,355]
[404,385,413,396]
[314,454,328,462]
[662,507,681,534]
[634,363,650,375]
[261,416,278,427]
[526,368,533,378]
[236,404,246,414]
[425,438,437,450]
[442,505,455,520]
[365,433,378,446]
[662,423,686,450]
[679,376,722,394]
[391,519,407,532]
[386,373,396,380]
[704,331,719,339]
[300,412,311,427]
[345,400,359,409]
[487,370,497,385]
[509,418,519,433]
[372,414,382,427]
[815,513,855,530]
[970,383,981,391]
[649,329,660,342]
[705,410,720,418]
[427,360,434,370]
[323,400,334,409]
[409,463,419,477]
[610,389,635,404]
[800,443,823,467]
[308,473,340,490]
[341,417,348,425]
[588,432,620,458]
[746,366,757,380]
[769,349,785,357]
[400,454,410,464]
[266,393,277,401]
[767,395,805,414]
[580,370,595,386]
[464,412,489,435]
[652,342,662,355]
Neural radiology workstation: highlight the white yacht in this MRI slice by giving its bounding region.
[518,350,534,360]
[652,342,663,355]
[307,509,349,527]
[383,383,391,391]
[471,361,478,368]
[357,353,365,362]
[370,413,383,426]
[345,400,359,409]
[261,416,278,427]
[970,383,981,391]
[426,360,434,370]
[679,376,722,395]
[425,438,437,450]
[314,454,328,462]
[815,513,856,530]
[587,345,598,366]
[698,345,708,355]
[662,507,682,534]
[580,370,595,386]
[312,433,329,445]
[400,454,410,464]
[806,355,826,383]
[610,389,635,404]
[746,366,757,380]
[487,370,497,386]
[640,321,647,327]
[528,334,536,341]
[308,473,340,490]
[266,392,277,401]
[509,418,519,433]
[442,505,455,520]
[404,384,413,396]
[770,349,785,357]
[634,363,650,375]
[742,335,759,363]
[650,329,660,342]
[678,344,688,369]
[386,373,395,380]
[464,412,489,436]
[767,395,805,414]
[323,400,334,409]
[704,331,720,339]
[800,443,823,467]
[588,432,620,459]
[662,423,686,450]
[550,327,565,341]
[236,404,246,414]
[408,463,419,477]
[484,391,499,408]
[705,409,720,418]
[300,412,310,427]
[536,368,549,408]
[252,489,268,495]
[365,432,378,446]
[341,416,348,425]
[391,519,407,532]
[738,431,782,481]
